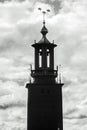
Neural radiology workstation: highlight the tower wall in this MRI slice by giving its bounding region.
[26,83,63,130]
[26,19,64,130]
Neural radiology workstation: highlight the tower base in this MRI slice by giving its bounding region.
[26,83,63,130]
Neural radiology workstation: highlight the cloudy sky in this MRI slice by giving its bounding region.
[0,0,87,129]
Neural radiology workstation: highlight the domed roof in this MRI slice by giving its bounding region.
[32,23,57,48]
[41,25,48,35]
[38,36,51,44]
[37,24,51,44]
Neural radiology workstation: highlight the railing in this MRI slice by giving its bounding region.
[31,69,58,77]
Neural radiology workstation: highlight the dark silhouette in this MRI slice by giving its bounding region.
[26,12,64,130]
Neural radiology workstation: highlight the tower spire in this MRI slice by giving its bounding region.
[42,11,46,26]
[38,8,51,37]
[26,8,64,130]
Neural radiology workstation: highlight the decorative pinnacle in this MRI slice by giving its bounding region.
[38,8,50,26]
[59,64,61,84]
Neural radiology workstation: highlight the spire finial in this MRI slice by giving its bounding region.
[38,8,50,26]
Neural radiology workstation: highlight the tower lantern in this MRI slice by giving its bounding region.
[26,9,64,130]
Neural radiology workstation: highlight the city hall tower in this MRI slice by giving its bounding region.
[26,10,64,130]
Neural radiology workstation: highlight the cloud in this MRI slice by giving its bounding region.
[0,80,27,129]
[0,107,27,130]
[0,80,27,108]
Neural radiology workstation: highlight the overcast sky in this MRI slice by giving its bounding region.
[0,0,87,130]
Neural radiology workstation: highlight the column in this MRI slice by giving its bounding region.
[35,48,39,69]
[42,47,47,68]
[50,48,54,69]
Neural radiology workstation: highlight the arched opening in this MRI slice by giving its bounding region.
[47,49,50,68]
[39,49,42,68]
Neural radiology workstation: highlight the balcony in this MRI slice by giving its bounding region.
[31,69,58,77]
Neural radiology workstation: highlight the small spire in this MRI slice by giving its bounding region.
[59,64,62,84]
[29,78,31,84]
[29,64,32,70]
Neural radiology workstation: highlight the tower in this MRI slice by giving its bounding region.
[26,10,64,130]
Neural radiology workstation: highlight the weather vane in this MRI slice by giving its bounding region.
[38,8,50,25]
